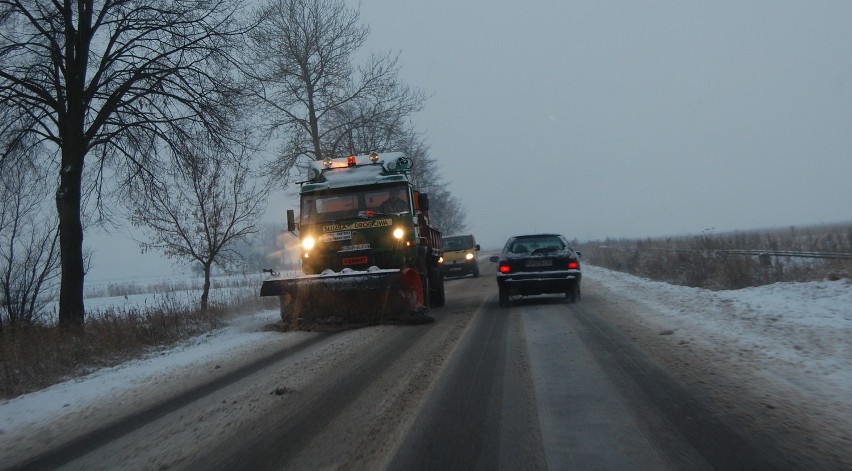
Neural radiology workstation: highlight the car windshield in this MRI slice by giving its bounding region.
[508,236,565,254]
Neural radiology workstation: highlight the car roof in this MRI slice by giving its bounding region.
[507,233,564,240]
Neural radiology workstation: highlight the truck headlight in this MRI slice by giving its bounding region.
[465,253,474,260]
[302,236,316,250]
[393,228,404,239]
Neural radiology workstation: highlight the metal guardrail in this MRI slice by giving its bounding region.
[711,250,852,260]
[592,246,852,260]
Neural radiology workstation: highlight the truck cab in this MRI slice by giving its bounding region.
[267,152,446,320]
[288,153,442,276]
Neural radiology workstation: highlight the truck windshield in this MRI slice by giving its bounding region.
[301,186,411,224]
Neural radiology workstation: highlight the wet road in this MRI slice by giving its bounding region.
[390,271,792,470]
[11,261,813,470]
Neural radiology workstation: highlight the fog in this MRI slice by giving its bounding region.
[357,0,852,248]
[87,1,852,279]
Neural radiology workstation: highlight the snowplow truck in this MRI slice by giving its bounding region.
[260,152,445,327]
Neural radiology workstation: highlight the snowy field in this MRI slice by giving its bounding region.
[40,272,284,320]
[2,265,850,463]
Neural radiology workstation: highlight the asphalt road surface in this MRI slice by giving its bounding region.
[12,261,824,470]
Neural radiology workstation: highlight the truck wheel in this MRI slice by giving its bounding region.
[279,293,295,326]
[498,287,509,307]
[420,273,431,309]
[472,265,480,277]
[430,270,446,307]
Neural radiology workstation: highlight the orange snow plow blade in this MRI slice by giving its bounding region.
[260,268,431,329]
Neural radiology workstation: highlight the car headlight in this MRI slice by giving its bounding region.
[393,228,404,239]
[302,236,316,250]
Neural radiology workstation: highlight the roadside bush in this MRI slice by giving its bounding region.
[0,293,278,399]
[578,223,852,290]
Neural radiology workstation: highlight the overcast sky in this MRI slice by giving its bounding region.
[88,0,852,279]
[356,0,852,246]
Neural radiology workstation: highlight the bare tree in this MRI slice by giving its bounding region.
[0,0,250,327]
[129,138,267,311]
[405,135,468,236]
[320,74,425,158]
[0,156,60,330]
[246,0,462,234]
[427,189,466,236]
[247,0,425,177]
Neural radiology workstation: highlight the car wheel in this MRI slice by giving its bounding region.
[566,283,579,304]
[498,287,509,307]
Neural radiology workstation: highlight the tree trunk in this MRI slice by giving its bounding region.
[306,87,322,159]
[56,154,86,328]
[201,263,211,312]
[56,13,91,329]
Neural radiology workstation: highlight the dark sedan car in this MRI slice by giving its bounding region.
[489,233,581,307]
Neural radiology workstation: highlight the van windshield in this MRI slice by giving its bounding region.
[443,236,474,251]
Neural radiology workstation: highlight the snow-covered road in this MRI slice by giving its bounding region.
[2,265,850,468]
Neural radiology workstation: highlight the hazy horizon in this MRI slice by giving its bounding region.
[87,1,852,280]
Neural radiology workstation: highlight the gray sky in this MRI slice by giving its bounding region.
[87,0,852,279]
[355,0,852,249]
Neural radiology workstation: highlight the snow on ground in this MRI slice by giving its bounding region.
[81,273,271,314]
[0,309,305,463]
[583,265,852,397]
[2,266,851,461]
[582,265,852,457]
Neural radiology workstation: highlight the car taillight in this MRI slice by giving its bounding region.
[499,263,511,274]
[568,261,579,269]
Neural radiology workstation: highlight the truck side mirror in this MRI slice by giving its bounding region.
[419,193,430,211]
[287,209,296,232]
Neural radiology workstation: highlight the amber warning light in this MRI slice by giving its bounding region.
[347,155,357,166]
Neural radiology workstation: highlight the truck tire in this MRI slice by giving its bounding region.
[420,273,430,310]
[430,269,445,307]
